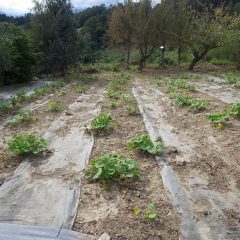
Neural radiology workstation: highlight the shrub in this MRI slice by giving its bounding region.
[224,72,238,85]
[8,133,48,156]
[91,113,112,134]
[5,109,36,126]
[128,134,164,155]
[107,89,119,99]
[85,154,141,181]
[207,112,230,128]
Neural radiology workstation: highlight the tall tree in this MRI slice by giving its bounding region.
[133,0,158,70]
[31,0,79,75]
[187,5,240,70]
[108,1,135,68]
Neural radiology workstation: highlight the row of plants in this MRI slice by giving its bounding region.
[0,78,66,114]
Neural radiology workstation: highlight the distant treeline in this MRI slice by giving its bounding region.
[0,0,239,85]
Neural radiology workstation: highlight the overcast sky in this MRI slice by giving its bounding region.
[0,0,117,16]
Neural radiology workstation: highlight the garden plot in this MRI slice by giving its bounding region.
[133,83,240,240]
[0,87,104,232]
[194,75,240,104]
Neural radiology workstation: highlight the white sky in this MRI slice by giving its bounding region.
[0,0,117,16]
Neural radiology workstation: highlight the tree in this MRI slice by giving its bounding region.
[133,0,158,70]
[0,23,34,85]
[187,5,240,70]
[31,0,79,75]
[108,1,135,68]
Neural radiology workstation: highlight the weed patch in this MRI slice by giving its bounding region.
[91,113,112,134]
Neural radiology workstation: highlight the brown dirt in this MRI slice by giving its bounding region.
[0,75,102,184]
[73,76,180,239]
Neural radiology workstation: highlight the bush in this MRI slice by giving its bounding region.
[8,133,48,156]
[85,154,141,181]
[128,134,164,155]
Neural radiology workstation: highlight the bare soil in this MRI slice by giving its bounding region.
[73,76,180,239]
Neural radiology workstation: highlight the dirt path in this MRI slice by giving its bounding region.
[0,86,104,230]
[133,78,240,240]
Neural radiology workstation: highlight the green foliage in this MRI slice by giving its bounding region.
[126,105,139,116]
[31,0,79,74]
[145,203,157,220]
[0,100,14,114]
[128,135,164,155]
[5,109,36,127]
[8,133,48,156]
[107,89,119,99]
[230,103,240,118]
[71,83,88,93]
[224,72,238,85]
[91,113,112,134]
[175,95,206,112]
[0,22,34,85]
[46,100,64,112]
[85,154,141,182]
[207,112,230,128]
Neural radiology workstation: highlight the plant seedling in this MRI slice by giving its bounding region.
[207,112,230,128]
[46,100,64,112]
[128,135,164,155]
[91,113,112,134]
[145,203,157,220]
[5,109,36,127]
[85,154,141,182]
[8,133,48,156]
[126,105,139,116]
[230,103,240,118]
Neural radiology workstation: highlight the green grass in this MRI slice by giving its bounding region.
[46,100,64,112]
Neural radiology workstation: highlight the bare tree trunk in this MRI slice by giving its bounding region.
[139,57,145,71]
[189,49,209,70]
[126,45,131,69]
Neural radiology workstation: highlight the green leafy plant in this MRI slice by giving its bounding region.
[224,72,238,85]
[107,89,119,99]
[176,96,206,112]
[126,105,139,116]
[71,83,88,93]
[8,133,48,156]
[0,100,14,114]
[121,93,132,102]
[128,135,164,155]
[85,154,141,182]
[145,203,157,220]
[5,109,36,126]
[230,103,240,118]
[207,112,230,128]
[91,113,112,134]
[46,100,64,112]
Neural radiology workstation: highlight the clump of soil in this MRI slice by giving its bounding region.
[74,79,180,239]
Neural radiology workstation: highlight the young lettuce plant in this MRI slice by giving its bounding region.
[85,154,141,182]
[128,135,164,155]
[91,113,112,134]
